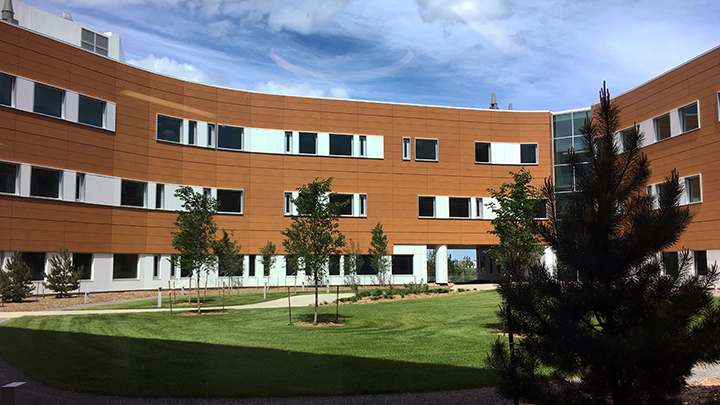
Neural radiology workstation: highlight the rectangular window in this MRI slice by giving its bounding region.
[203,188,211,197]
[695,250,708,276]
[449,197,470,218]
[113,254,138,279]
[415,139,438,161]
[359,136,367,157]
[330,193,353,216]
[359,194,367,216]
[188,121,197,145]
[81,28,109,56]
[329,134,353,156]
[686,175,701,203]
[155,183,164,209]
[392,255,413,275]
[218,125,244,150]
[520,144,538,164]
[78,95,105,127]
[299,132,317,154]
[0,73,14,107]
[247,255,255,277]
[680,103,699,132]
[654,114,671,141]
[402,137,411,160]
[30,167,61,199]
[0,162,18,194]
[662,251,679,276]
[476,198,484,219]
[285,256,295,276]
[285,131,292,153]
[73,253,92,280]
[121,180,146,207]
[618,129,632,153]
[358,255,374,275]
[329,255,341,276]
[475,142,491,163]
[170,262,176,278]
[217,189,243,213]
[647,185,658,210]
[207,124,215,147]
[534,199,548,219]
[33,83,64,118]
[24,252,46,281]
[75,173,85,201]
[284,192,292,215]
[157,115,182,143]
[418,196,435,218]
[153,255,160,279]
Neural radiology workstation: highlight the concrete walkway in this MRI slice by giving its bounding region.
[0,293,354,321]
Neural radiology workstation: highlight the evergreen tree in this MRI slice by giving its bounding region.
[260,240,277,277]
[282,178,346,325]
[368,222,390,285]
[489,83,720,404]
[0,250,34,302]
[44,246,83,298]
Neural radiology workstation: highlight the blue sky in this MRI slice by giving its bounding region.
[27,0,720,111]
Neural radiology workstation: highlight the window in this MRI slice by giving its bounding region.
[686,176,701,203]
[285,256,296,276]
[155,183,164,209]
[415,139,438,161]
[534,199,548,219]
[680,103,699,132]
[121,180,146,207]
[203,188,211,197]
[24,252,46,281]
[520,144,538,164]
[418,196,435,217]
[81,28,109,56]
[218,125,244,150]
[153,255,160,279]
[359,194,367,216]
[329,255,341,276]
[113,254,138,279]
[284,192,292,215]
[188,121,197,145]
[285,131,292,153]
[358,255,374,275]
[170,262,176,278]
[392,255,413,275]
[207,124,215,147]
[157,115,182,143]
[475,142,491,163]
[402,138,411,160]
[662,251,679,276]
[78,95,105,127]
[359,136,367,157]
[449,197,470,218]
[217,189,243,213]
[30,167,61,198]
[654,114,671,141]
[75,173,85,201]
[33,83,64,118]
[646,185,658,210]
[695,250,708,276]
[0,162,18,194]
[248,255,256,277]
[330,194,353,216]
[299,132,317,154]
[0,73,14,107]
[618,129,632,153]
[329,134,353,156]
[73,253,92,280]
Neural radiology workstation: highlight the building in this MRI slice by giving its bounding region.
[0,1,718,294]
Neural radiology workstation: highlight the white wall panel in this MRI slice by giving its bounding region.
[15,77,33,112]
[436,196,449,218]
[318,133,330,156]
[367,135,384,159]
[84,174,116,206]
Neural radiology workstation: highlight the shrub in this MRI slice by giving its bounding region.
[44,246,83,298]
[0,250,35,302]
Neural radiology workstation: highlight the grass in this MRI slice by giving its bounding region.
[0,290,504,397]
[71,291,317,310]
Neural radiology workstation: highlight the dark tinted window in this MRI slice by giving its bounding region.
[248,255,256,277]
[78,95,104,127]
[520,144,537,164]
[23,252,46,281]
[534,199,548,219]
[121,180,146,207]
[358,255,374,275]
[449,197,470,218]
[157,115,181,142]
[0,162,17,194]
[286,256,296,276]
[662,251,679,276]
[329,134,352,156]
[33,83,63,118]
[0,73,13,106]
[392,255,413,275]
[73,253,93,280]
[188,121,196,145]
[330,194,353,216]
[218,125,243,150]
[655,114,671,141]
[217,189,243,213]
[681,104,699,132]
[695,251,708,276]
[572,112,588,135]
[113,254,138,279]
[475,142,490,163]
[299,132,317,154]
[553,114,572,138]
[415,139,437,160]
[418,196,435,217]
[30,167,61,198]
[329,255,341,275]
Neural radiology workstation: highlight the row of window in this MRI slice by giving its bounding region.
[646,174,702,208]
[617,101,701,152]
[400,138,539,165]
[283,192,367,217]
[0,72,112,130]
[662,250,709,276]
[417,196,548,219]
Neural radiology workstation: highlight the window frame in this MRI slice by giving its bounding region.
[679,102,699,133]
[188,120,197,145]
[75,172,85,201]
[216,189,244,214]
[329,134,353,157]
[120,179,147,208]
[78,94,106,128]
[415,138,438,162]
[448,197,471,218]
[285,131,293,153]
[520,143,538,164]
[359,135,367,157]
[207,123,216,148]
[217,125,244,151]
[359,194,367,217]
[330,193,354,216]
[113,253,139,280]
[283,192,293,216]
[153,254,161,279]
[654,113,671,142]
[33,83,65,118]
[695,250,708,276]
[155,183,165,209]
[685,175,702,204]
[402,137,411,160]
[156,114,182,143]
[0,72,14,107]
[299,132,318,155]
[418,196,436,218]
[475,142,491,164]
[30,166,62,199]
[0,161,19,195]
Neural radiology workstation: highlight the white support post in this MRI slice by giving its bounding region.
[435,245,448,284]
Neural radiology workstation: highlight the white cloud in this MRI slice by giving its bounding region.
[208,19,233,38]
[223,0,351,34]
[252,81,349,99]
[127,55,214,84]
[415,0,510,24]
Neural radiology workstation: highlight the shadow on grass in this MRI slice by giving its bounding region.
[295,313,353,324]
[0,325,498,398]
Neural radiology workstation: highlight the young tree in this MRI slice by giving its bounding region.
[490,83,720,404]
[368,222,391,285]
[282,178,346,325]
[171,186,219,314]
[44,246,83,298]
[215,229,243,290]
[260,240,277,277]
[342,239,363,287]
[0,250,34,302]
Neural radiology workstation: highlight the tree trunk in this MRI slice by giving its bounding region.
[196,272,201,314]
[188,277,192,304]
[314,273,319,325]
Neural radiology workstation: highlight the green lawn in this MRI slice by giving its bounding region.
[0,290,503,397]
[72,291,320,310]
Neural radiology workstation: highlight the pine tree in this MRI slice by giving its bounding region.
[489,83,720,404]
[368,222,390,285]
[0,250,34,302]
[44,246,83,298]
[215,229,242,278]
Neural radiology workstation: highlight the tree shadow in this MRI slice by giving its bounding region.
[295,313,353,323]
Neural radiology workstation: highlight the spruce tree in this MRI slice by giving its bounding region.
[44,246,83,298]
[0,250,34,302]
[489,83,720,404]
[368,222,390,285]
